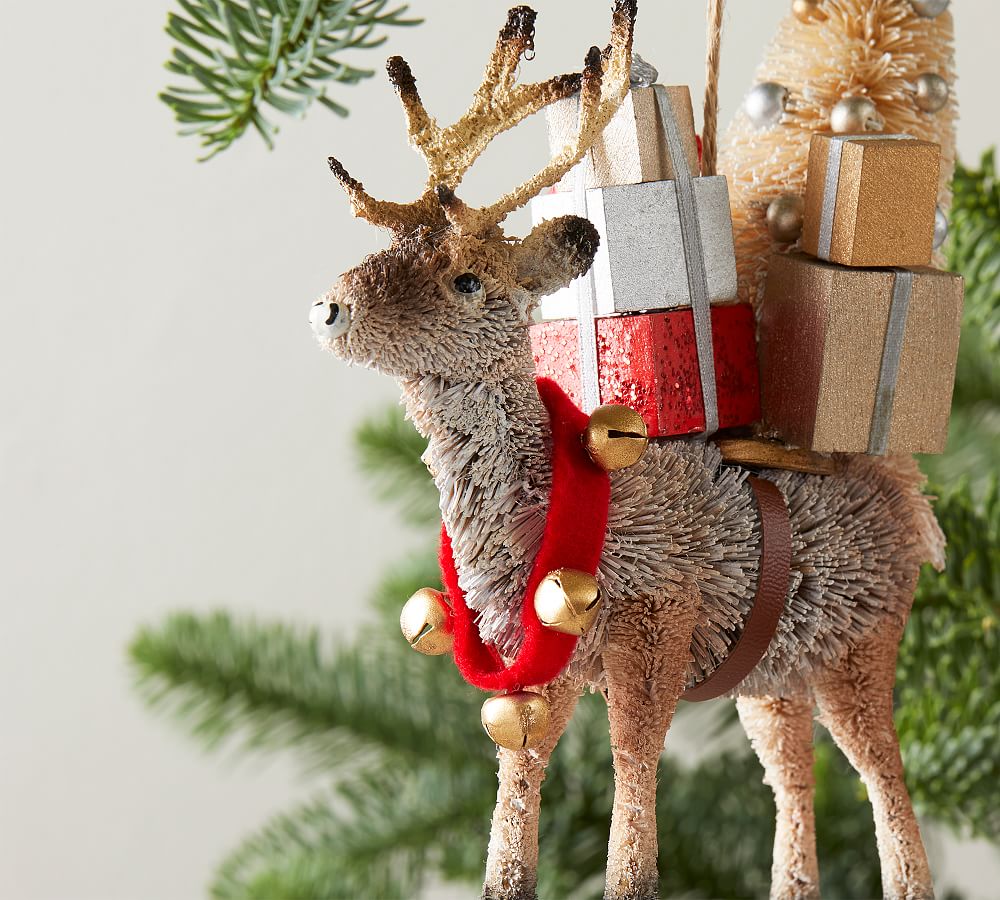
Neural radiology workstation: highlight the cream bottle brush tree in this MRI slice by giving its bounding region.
[720,0,958,310]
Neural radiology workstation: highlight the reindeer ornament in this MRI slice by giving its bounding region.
[311,4,945,898]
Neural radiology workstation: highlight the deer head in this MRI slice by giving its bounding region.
[311,2,637,382]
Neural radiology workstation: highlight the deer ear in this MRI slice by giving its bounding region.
[512,215,599,297]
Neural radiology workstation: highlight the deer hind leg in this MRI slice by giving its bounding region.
[812,623,933,900]
[483,673,583,900]
[603,584,700,900]
[737,694,820,900]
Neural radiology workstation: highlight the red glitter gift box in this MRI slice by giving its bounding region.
[530,305,761,438]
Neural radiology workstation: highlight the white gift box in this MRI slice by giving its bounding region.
[531,177,738,320]
[546,84,700,191]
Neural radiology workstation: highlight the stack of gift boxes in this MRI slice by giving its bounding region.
[529,81,761,438]
[530,86,964,458]
[758,133,964,455]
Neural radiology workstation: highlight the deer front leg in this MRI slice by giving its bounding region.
[737,694,820,900]
[483,674,583,900]
[603,583,700,900]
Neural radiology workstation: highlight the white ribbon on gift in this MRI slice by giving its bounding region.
[869,269,915,455]
[571,87,719,434]
[817,133,916,260]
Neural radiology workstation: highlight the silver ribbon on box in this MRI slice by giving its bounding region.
[868,269,915,455]
[571,87,720,434]
[817,134,916,260]
[573,168,602,412]
[654,88,718,436]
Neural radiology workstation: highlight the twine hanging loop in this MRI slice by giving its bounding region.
[702,0,725,176]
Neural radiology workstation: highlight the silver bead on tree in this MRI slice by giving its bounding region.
[767,194,805,243]
[933,206,949,249]
[830,96,883,133]
[915,73,949,113]
[910,0,950,17]
[745,82,789,128]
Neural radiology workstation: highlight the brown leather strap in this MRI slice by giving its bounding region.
[683,475,791,701]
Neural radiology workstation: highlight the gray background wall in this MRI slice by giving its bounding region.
[1,1,996,897]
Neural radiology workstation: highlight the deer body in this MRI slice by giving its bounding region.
[315,4,939,897]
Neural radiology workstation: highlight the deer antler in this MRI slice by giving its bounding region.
[328,2,637,237]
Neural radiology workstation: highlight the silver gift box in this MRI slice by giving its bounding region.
[530,177,739,320]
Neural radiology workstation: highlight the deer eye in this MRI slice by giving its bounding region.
[453,273,483,295]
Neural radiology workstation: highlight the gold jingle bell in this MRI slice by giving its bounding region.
[583,405,648,472]
[399,588,453,656]
[534,568,602,636]
[481,691,551,750]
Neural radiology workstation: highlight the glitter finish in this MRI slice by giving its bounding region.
[532,176,738,320]
[530,305,760,438]
[546,84,699,190]
[802,133,940,267]
[759,253,963,454]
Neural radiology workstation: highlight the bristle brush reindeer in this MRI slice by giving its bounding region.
[312,3,943,898]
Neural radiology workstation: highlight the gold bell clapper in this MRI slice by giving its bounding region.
[583,404,648,471]
[534,568,602,635]
[481,691,551,750]
[399,588,454,656]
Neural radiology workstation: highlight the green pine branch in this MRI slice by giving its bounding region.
[947,150,1000,348]
[161,0,421,160]
[920,154,1000,496]
[128,603,492,774]
[212,767,488,900]
[354,405,438,527]
[898,481,1000,838]
[366,551,443,620]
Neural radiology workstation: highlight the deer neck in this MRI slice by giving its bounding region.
[400,349,552,655]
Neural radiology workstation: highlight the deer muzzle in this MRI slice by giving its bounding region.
[309,294,351,343]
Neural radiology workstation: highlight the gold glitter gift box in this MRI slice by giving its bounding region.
[546,84,700,190]
[758,253,963,455]
[801,133,941,268]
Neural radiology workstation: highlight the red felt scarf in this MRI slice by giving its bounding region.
[439,377,611,692]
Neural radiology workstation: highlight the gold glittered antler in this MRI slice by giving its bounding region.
[441,1,637,235]
[328,2,637,237]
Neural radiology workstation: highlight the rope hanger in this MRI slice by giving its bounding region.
[702,0,725,176]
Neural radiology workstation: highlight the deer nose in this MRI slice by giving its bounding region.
[309,297,351,341]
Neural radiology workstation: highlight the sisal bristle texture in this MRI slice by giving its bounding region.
[719,0,957,311]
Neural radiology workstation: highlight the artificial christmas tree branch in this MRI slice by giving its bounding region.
[129,607,491,772]
[947,150,1000,348]
[898,481,1000,839]
[211,768,487,900]
[354,405,436,527]
[160,0,420,159]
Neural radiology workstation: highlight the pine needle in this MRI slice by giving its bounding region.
[128,610,491,773]
[160,0,421,159]
[354,405,439,527]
